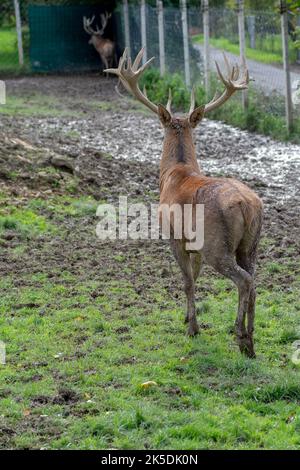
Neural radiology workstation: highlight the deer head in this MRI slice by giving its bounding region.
[83,12,111,44]
[105,48,249,131]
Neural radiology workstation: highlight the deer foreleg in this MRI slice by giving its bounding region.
[100,55,109,77]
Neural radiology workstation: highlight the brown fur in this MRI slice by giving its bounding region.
[158,108,263,357]
[89,35,116,71]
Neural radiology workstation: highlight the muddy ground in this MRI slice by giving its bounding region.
[1,74,299,281]
[0,75,300,449]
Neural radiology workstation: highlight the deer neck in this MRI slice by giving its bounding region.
[92,35,105,47]
[160,125,201,186]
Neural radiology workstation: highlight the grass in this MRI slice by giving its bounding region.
[0,207,54,238]
[0,26,30,74]
[192,33,298,65]
[0,92,114,118]
[0,188,300,449]
[0,94,86,118]
[0,73,299,449]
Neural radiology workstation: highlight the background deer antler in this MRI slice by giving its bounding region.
[83,16,99,36]
[99,12,111,35]
[83,12,111,36]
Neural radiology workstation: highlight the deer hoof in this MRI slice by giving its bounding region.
[187,322,199,337]
[238,335,256,359]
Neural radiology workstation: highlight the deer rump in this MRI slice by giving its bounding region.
[160,173,262,256]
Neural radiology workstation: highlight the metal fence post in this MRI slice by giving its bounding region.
[201,0,210,96]
[157,0,166,76]
[141,0,147,64]
[14,0,24,66]
[123,0,131,55]
[247,15,256,49]
[237,0,248,109]
[181,0,191,88]
[297,15,300,65]
[280,0,293,132]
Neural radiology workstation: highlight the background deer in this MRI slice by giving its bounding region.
[105,49,263,358]
[83,12,116,73]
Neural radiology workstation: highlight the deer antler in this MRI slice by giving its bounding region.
[105,48,159,114]
[189,53,249,116]
[83,12,111,36]
[83,16,99,35]
[99,12,111,35]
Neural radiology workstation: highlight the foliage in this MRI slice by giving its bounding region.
[0,177,299,449]
[139,67,300,143]
[0,26,30,74]
[139,67,205,110]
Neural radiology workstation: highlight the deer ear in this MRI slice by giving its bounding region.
[189,105,205,128]
[158,104,172,127]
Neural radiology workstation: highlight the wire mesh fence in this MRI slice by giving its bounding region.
[188,6,300,94]
[116,2,202,79]
[0,1,299,127]
[187,3,300,125]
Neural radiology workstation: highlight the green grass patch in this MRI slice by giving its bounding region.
[0,26,30,74]
[192,33,297,65]
[28,195,100,219]
[0,189,299,449]
[0,206,54,238]
[0,264,300,449]
[0,94,85,118]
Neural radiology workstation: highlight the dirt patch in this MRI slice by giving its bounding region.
[0,75,300,449]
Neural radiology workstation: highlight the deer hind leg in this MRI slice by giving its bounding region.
[183,252,203,324]
[213,256,254,358]
[236,249,258,358]
[100,55,109,77]
[191,252,202,282]
[170,239,199,336]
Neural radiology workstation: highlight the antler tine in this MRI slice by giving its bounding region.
[83,16,91,34]
[139,56,155,74]
[233,64,240,81]
[189,87,195,115]
[104,48,158,115]
[245,68,250,84]
[222,52,232,78]
[85,15,95,27]
[215,61,228,86]
[203,55,249,114]
[83,15,100,35]
[132,47,145,72]
[99,11,110,34]
[166,89,172,113]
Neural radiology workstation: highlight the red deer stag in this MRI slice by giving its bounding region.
[105,49,263,358]
[83,12,116,73]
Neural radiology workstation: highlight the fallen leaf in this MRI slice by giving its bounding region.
[140,381,158,389]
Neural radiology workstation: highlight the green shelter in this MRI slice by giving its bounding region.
[28,2,119,72]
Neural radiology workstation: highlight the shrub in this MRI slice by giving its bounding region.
[139,67,300,144]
